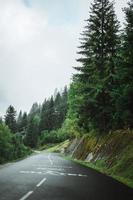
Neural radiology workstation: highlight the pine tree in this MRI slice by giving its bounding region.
[73,0,119,132]
[17,111,23,132]
[0,117,3,124]
[21,112,28,132]
[54,87,68,129]
[28,103,41,119]
[113,0,133,128]
[24,115,40,148]
[5,105,17,133]
[61,86,68,120]
[54,92,62,129]
[45,96,55,131]
[39,97,55,132]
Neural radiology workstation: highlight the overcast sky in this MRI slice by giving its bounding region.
[0,0,129,116]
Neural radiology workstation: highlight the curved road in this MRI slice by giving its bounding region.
[0,152,132,200]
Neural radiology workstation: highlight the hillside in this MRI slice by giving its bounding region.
[64,129,133,188]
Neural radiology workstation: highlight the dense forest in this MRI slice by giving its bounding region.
[0,0,133,164]
[0,87,68,163]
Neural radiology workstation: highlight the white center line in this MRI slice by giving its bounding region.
[48,153,53,165]
[36,177,47,187]
[37,167,64,171]
[19,191,33,200]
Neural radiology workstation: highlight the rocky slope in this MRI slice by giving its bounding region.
[65,129,133,188]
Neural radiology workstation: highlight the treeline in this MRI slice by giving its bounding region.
[0,87,68,160]
[64,0,133,136]
[0,0,133,162]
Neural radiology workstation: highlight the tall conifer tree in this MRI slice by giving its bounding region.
[73,0,119,132]
[113,0,133,128]
[5,105,17,133]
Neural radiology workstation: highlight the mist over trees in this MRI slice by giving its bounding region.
[0,0,133,163]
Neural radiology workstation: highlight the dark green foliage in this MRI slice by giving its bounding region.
[0,123,13,163]
[39,130,59,145]
[54,87,68,129]
[42,96,55,131]
[24,115,40,148]
[112,0,133,129]
[21,112,28,132]
[17,111,28,133]
[28,102,41,118]
[0,117,3,124]
[66,0,133,134]
[5,105,17,133]
[39,128,69,146]
[17,111,23,132]
[11,133,31,160]
[39,87,68,133]
[0,123,31,164]
[39,97,55,132]
[72,0,119,133]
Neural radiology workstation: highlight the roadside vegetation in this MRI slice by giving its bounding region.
[0,123,31,164]
[0,0,133,189]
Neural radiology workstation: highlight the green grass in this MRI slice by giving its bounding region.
[38,143,57,151]
[46,140,70,153]
[42,130,133,189]
[63,155,133,189]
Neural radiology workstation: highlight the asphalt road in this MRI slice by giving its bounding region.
[0,152,132,200]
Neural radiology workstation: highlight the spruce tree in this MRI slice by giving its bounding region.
[17,111,23,132]
[21,112,28,132]
[39,97,55,132]
[24,115,40,148]
[113,0,133,128]
[73,0,119,132]
[5,105,17,133]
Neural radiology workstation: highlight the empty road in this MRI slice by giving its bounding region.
[0,152,132,200]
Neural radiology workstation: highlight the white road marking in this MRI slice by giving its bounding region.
[19,191,33,200]
[32,164,72,169]
[78,174,88,177]
[37,167,64,171]
[36,178,47,187]
[20,170,87,177]
[48,153,53,165]
[68,173,77,176]
[20,171,43,174]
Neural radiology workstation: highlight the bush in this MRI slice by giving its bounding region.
[0,123,31,164]
[0,123,13,163]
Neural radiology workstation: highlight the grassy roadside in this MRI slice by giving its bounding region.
[45,139,133,189]
[39,132,133,189]
[44,140,70,153]
[63,155,133,189]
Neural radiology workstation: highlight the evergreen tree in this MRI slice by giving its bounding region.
[0,117,3,124]
[61,86,68,120]
[113,0,133,128]
[73,0,119,132]
[28,102,41,119]
[44,96,55,131]
[24,115,40,148]
[54,87,68,129]
[21,112,28,132]
[17,111,23,132]
[5,105,17,133]
[54,92,62,129]
[39,97,55,132]
[39,99,48,132]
